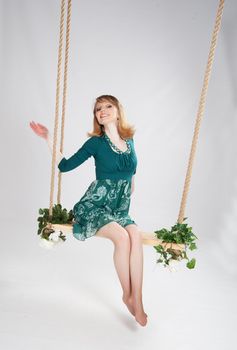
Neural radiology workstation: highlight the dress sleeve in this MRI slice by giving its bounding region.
[58,136,98,173]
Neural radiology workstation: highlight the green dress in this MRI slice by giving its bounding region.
[58,131,138,241]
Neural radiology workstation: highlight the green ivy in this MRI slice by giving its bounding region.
[37,204,74,240]
[154,217,198,269]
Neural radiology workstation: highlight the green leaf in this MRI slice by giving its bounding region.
[189,242,197,251]
[186,258,196,269]
[154,245,164,253]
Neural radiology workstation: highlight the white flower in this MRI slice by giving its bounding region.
[167,259,179,272]
[39,229,66,249]
[49,230,61,242]
[39,238,55,249]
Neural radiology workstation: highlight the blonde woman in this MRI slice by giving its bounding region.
[29,95,147,326]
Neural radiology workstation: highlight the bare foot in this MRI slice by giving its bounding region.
[132,297,148,317]
[123,295,148,324]
[133,298,148,327]
[122,295,135,316]
[135,309,147,327]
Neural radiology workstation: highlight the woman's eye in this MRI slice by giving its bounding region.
[96,105,112,111]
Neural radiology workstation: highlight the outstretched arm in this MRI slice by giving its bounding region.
[29,121,97,173]
[29,121,64,166]
[56,136,98,172]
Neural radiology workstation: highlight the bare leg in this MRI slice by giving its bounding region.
[113,235,131,296]
[125,225,147,327]
[96,222,135,316]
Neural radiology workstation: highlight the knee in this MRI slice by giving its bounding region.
[114,229,130,247]
[127,229,143,244]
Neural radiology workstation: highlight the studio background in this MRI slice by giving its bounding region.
[0,0,236,349]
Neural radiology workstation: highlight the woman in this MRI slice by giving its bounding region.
[29,94,147,326]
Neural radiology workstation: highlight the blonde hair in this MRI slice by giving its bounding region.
[87,95,136,139]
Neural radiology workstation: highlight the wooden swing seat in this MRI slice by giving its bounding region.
[52,224,185,250]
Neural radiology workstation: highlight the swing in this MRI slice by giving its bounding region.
[37,0,225,267]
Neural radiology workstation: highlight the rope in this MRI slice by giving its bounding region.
[49,0,65,219]
[57,0,72,204]
[177,0,225,224]
[49,0,72,221]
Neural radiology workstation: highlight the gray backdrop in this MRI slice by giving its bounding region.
[1,0,237,349]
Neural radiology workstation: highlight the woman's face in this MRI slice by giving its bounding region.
[95,100,118,127]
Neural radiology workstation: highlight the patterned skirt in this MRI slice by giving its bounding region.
[72,179,137,241]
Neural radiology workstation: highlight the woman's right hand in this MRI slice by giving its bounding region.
[29,121,49,140]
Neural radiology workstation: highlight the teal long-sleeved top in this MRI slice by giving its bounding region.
[58,133,137,181]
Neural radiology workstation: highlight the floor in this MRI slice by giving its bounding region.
[0,219,236,350]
